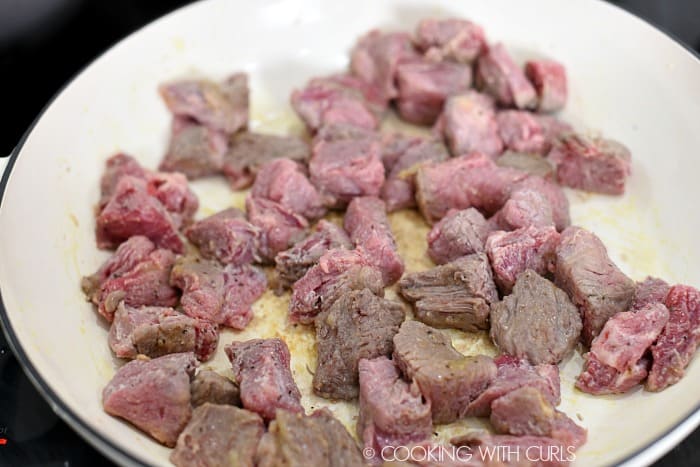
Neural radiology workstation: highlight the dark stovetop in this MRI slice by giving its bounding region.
[1,1,699,466]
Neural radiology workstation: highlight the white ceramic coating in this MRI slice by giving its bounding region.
[1,0,700,466]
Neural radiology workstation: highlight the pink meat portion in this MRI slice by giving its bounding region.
[225,339,303,421]
[99,153,150,209]
[476,43,537,110]
[380,132,424,172]
[441,91,503,158]
[631,276,671,311]
[344,196,404,285]
[246,197,309,263]
[497,110,550,155]
[102,352,197,447]
[512,176,570,231]
[159,116,227,179]
[185,208,260,266]
[577,302,669,395]
[427,208,491,265]
[414,18,486,63]
[491,187,555,231]
[525,60,568,113]
[548,134,632,195]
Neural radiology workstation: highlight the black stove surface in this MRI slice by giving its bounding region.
[1,1,699,466]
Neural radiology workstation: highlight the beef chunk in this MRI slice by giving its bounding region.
[452,433,574,465]
[381,139,450,212]
[476,43,537,109]
[497,110,551,155]
[190,370,240,407]
[415,153,528,224]
[525,60,568,113]
[380,132,424,172]
[631,276,671,311]
[491,187,555,231]
[289,248,385,324]
[185,208,260,265]
[441,91,503,158]
[496,150,555,179]
[427,208,490,264]
[513,175,570,231]
[246,197,309,262]
[225,339,303,421]
[491,270,582,365]
[102,352,196,447]
[491,387,587,449]
[344,196,404,285]
[350,30,418,101]
[314,289,405,400]
[399,254,498,332]
[159,116,227,179]
[251,158,326,220]
[486,225,560,294]
[578,302,669,394]
[396,59,472,125]
[171,255,267,330]
[309,128,385,208]
[647,285,700,391]
[96,176,185,253]
[393,320,497,423]
[291,74,382,131]
[554,226,635,345]
[223,131,310,190]
[274,220,352,291]
[82,236,178,322]
[414,18,486,63]
[159,73,248,134]
[171,403,263,467]
[358,357,432,456]
[548,134,632,195]
[99,153,150,209]
[256,409,364,467]
[465,355,560,417]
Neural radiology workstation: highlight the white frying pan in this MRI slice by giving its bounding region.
[1,0,700,465]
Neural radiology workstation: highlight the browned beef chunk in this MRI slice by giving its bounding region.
[251,158,326,220]
[314,289,405,400]
[441,91,503,158]
[647,285,700,391]
[512,175,570,231]
[496,150,554,179]
[393,320,497,423]
[275,220,352,291]
[525,60,568,113]
[554,226,635,345]
[486,226,560,294]
[190,370,241,407]
[414,18,486,63]
[159,116,227,179]
[256,408,364,467]
[396,59,472,125]
[291,74,383,132]
[171,403,263,467]
[490,187,555,231]
[577,302,669,395]
[350,30,418,101]
[548,133,631,195]
[415,153,527,224]
[82,236,178,322]
[159,73,248,134]
[631,276,671,311]
[289,248,384,324]
[102,352,196,447]
[381,139,450,212]
[465,355,560,417]
[452,433,573,466]
[476,43,537,110]
[309,126,385,208]
[170,255,267,330]
[344,196,404,285]
[246,197,309,263]
[491,387,587,449]
[427,208,491,265]
[185,208,261,265]
[490,270,582,365]
[225,339,303,421]
[358,357,432,457]
[399,254,497,332]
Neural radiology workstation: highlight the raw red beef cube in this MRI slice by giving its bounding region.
[427,208,491,265]
[442,91,503,157]
[548,133,632,195]
[631,276,671,311]
[490,187,555,231]
[99,153,149,209]
[477,43,537,109]
[497,110,550,155]
[396,59,472,125]
[185,208,260,266]
[102,352,197,447]
[512,175,571,231]
[379,132,424,172]
[414,18,486,63]
[159,116,227,179]
[251,158,326,220]
[525,60,568,113]
[246,197,308,262]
